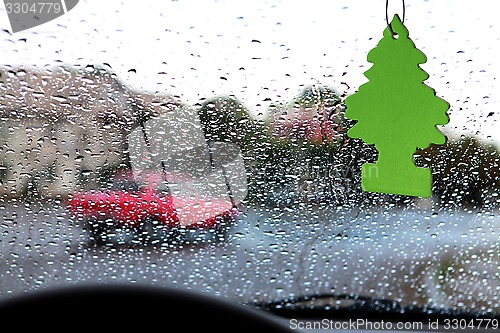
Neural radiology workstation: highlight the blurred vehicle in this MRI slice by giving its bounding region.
[68,104,247,246]
[68,170,239,246]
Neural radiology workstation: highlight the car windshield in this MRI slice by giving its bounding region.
[0,0,499,321]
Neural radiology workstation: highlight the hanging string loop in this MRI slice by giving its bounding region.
[386,0,405,36]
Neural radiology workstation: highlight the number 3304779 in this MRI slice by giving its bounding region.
[5,2,62,14]
[443,319,498,330]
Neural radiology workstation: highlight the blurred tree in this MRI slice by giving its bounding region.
[197,95,268,152]
[197,96,265,200]
[417,136,500,208]
[251,85,355,206]
[268,84,345,146]
[264,84,349,188]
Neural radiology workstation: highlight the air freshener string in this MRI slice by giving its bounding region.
[386,0,406,36]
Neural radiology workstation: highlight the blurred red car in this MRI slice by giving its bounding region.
[68,171,239,246]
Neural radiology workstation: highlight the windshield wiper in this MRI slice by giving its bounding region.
[251,293,499,321]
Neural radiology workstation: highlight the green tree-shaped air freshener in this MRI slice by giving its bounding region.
[345,14,449,198]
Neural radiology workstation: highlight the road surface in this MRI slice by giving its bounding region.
[0,201,498,312]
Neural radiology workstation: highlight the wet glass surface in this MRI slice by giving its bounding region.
[0,0,498,318]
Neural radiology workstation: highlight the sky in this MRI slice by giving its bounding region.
[0,0,498,145]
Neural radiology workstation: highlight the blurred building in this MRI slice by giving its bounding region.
[0,65,181,199]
